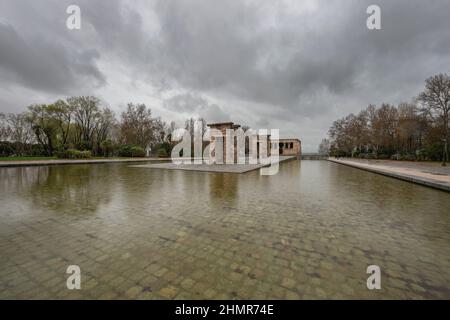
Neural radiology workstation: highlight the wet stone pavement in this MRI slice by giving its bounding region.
[0,161,449,299]
[329,158,450,192]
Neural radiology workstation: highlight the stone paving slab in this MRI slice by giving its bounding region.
[329,158,450,192]
[1,160,449,299]
[131,156,296,173]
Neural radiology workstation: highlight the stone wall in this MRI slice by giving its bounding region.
[276,139,301,159]
[207,122,301,163]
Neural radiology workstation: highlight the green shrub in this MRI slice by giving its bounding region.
[377,154,390,160]
[419,144,442,161]
[0,141,15,156]
[56,149,92,159]
[100,139,114,157]
[400,154,416,161]
[157,148,168,158]
[157,142,173,156]
[130,146,145,157]
[77,140,91,151]
[118,145,145,157]
[118,145,132,157]
[80,150,92,158]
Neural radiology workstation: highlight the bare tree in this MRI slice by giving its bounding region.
[94,107,116,155]
[67,96,101,149]
[27,105,58,155]
[0,113,11,141]
[6,113,34,155]
[397,102,426,155]
[418,73,450,166]
[166,121,177,143]
[120,103,157,149]
[48,99,74,146]
[185,117,207,138]
[153,117,166,144]
[185,118,195,138]
[318,138,330,156]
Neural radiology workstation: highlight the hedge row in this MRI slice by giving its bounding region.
[55,149,92,159]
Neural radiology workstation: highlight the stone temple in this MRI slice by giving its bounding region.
[207,122,301,163]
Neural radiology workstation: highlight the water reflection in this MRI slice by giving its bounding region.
[0,165,115,215]
[1,160,450,299]
[209,173,239,204]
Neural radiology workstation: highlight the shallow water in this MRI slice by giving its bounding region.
[0,160,449,299]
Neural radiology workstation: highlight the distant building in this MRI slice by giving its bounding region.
[207,122,301,163]
[273,139,302,159]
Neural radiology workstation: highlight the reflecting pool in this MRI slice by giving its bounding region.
[0,160,449,299]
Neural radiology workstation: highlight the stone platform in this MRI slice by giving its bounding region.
[132,156,296,174]
[329,158,450,192]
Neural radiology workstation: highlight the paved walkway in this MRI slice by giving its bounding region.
[0,158,167,168]
[133,156,296,174]
[329,158,450,192]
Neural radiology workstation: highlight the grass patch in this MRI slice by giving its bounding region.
[0,156,57,161]
[0,156,152,162]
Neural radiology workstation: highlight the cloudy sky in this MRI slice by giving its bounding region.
[1,0,450,152]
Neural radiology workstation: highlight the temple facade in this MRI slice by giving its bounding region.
[273,139,302,159]
[207,122,301,163]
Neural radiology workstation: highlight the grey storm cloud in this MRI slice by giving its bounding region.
[1,0,450,150]
[0,22,105,94]
[163,93,230,123]
[147,0,450,114]
[0,1,106,94]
